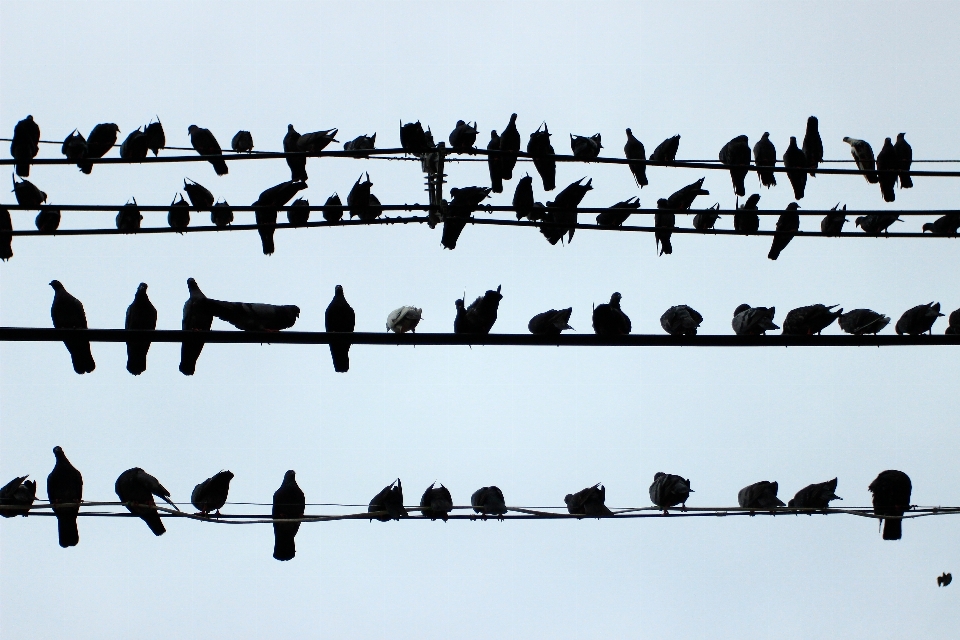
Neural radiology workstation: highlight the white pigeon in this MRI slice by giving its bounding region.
[386,306,422,333]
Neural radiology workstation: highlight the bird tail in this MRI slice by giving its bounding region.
[79,160,93,174]
[491,174,503,194]
[214,159,229,176]
[630,162,648,188]
[656,234,672,256]
[16,161,29,177]
[882,516,902,540]
[126,342,150,375]
[900,174,913,189]
[329,342,350,373]
[179,340,205,376]
[291,166,308,182]
[881,183,896,203]
[55,511,80,547]
[273,529,296,561]
[768,236,791,261]
[140,509,166,536]
[65,340,96,374]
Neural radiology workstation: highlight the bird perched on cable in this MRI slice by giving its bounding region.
[894,133,912,188]
[570,133,602,160]
[0,475,36,518]
[116,198,142,233]
[624,128,647,188]
[719,135,751,196]
[802,116,823,176]
[788,478,841,510]
[782,137,807,199]
[343,133,376,153]
[838,309,890,335]
[0,207,11,261]
[325,285,355,373]
[296,128,338,153]
[282,124,308,182]
[938,573,953,588]
[183,178,214,210]
[386,306,422,334]
[734,194,761,234]
[768,202,801,260]
[527,123,556,191]
[49,280,95,374]
[321,193,343,223]
[79,123,120,174]
[528,308,574,335]
[869,470,912,540]
[188,125,228,176]
[115,467,179,536]
[487,130,503,193]
[596,197,641,228]
[471,486,507,519]
[454,286,503,335]
[119,127,148,161]
[287,197,309,227]
[207,299,300,332]
[180,278,213,376]
[46,446,83,547]
[650,135,680,163]
[513,175,535,221]
[272,470,305,561]
[855,213,900,235]
[124,283,157,376]
[660,305,703,336]
[144,119,165,156]
[10,115,40,177]
[738,481,785,510]
[167,194,190,232]
[420,483,454,521]
[947,308,960,335]
[211,200,233,227]
[231,130,253,153]
[35,206,61,233]
[821,203,847,236]
[896,302,943,335]
[499,114,521,180]
[541,177,592,245]
[61,129,87,166]
[876,137,899,202]
[922,213,960,236]
[731,304,779,336]
[593,292,631,336]
[649,473,692,511]
[656,177,710,255]
[191,471,234,516]
[348,173,383,221]
[782,304,842,335]
[252,179,307,255]
[843,136,878,183]
[565,484,613,518]
[369,479,407,521]
[400,120,431,155]
[442,185,492,250]
[692,203,721,231]
[752,132,776,188]
[449,120,478,152]
[13,176,47,209]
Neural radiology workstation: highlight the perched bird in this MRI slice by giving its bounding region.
[782,137,807,200]
[654,210,677,255]
[10,115,40,177]
[541,178,592,245]
[369,479,407,521]
[528,308,573,335]
[386,306,422,333]
[0,207,11,261]
[821,203,847,236]
[311,194,339,225]
[400,120,430,154]
[283,124,307,182]
[206,299,300,332]
[753,132,777,188]
[125,283,158,375]
[921,213,960,236]
[80,123,120,174]
[938,573,953,588]
[211,200,234,227]
[287,197,309,227]
[869,470,912,540]
[738,481,785,509]
[13,176,47,208]
[116,198,142,233]
[788,478,841,509]
[876,137,898,202]
[565,484,613,518]
[719,135,751,196]
[843,137,878,183]
[420,483,454,521]
[180,278,213,376]
[731,304,779,335]
[454,286,503,335]
[252,179,307,254]
[115,467,178,536]
[471,486,507,519]
[449,120,478,152]
[183,178,214,210]
[838,309,890,335]
[656,178,710,255]
[297,128,338,153]
[50,280,95,374]
[343,133,376,152]
[894,133,913,188]
[119,127,148,161]
[61,130,87,165]
[692,203,721,231]
[188,125,228,175]
[895,302,943,335]
[527,123,556,191]
[650,135,681,163]
[487,130,503,193]
[649,473,692,510]
[512,174,535,220]
[802,116,823,176]
[499,114,521,180]
[570,133,602,160]
[144,119,165,156]
[348,173,381,221]
[46,446,83,547]
[442,186,492,250]
[596,196,641,227]
[624,128,648,187]
[272,470,305,561]
[191,471,234,516]
[35,206,61,233]
[325,285,355,373]
[167,194,190,232]
[660,305,703,336]
[782,304,842,335]
[231,130,253,153]
[734,193,761,234]
[592,292,631,335]
[855,213,900,235]
[947,308,960,335]
[0,475,36,518]
[768,202,801,260]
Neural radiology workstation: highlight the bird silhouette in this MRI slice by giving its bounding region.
[10,115,40,177]
[843,137,878,183]
[283,124,308,182]
[369,479,407,521]
[788,478,841,510]
[272,470,305,560]
[116,199,142,233]
[322,193,343,223]
[719,135,750,196]
[207,299,300,332]
[46,446,83,547]
[119,127,148,161]
[527,123,556,191]
[570,133,602,160]
[869,470,912,540]
[821,203,847,236]
[253,180,307,255]
[49,280,95,374]
[442,186,492,250]
[343,133,376,152]
[624,128,648,187]
[386,306,422,333]
[838,309,890,335]
[325,285,355,372]
[180,278,213,376]
[783,137,807,199]
[471,486,507,519]
[188,125,228,176]
[592,292,631,335]
[115,467,179,536]
[596,197,641,227]
[802,116,823,176]
[287,197,310,227]
[61,130,87,167]
[541,178,592,245]
[649,473,692,510]
[499,114,521,180]
[191,471,234,516]
[565,484,613,518]
[650,135,680,163]
[35,206,61,233]
[946,308,960,335]
[211,200,234,227]
[0,475,36,518]
[231,130,254,153]
[738,481,785,510]
[183,178,214,210]
[876,137,898,202]
[731,304,779,335]
[528,308,574,335]
[144,119,165,156]
[768,202,801,260]
[855,213,900,235]
[400,121,431,155]
[125,283,157,375]
[660,305,703,336]
[13,176,47,208]
[420,483,454,521]
[921,213,960,236]
[692,203,721,231]
[0,207,11,261]
[753,132,777,188]
[348,173,382,221]
[895,303,943,335]
[782,304,842,335]
[734,194,761,234]
[894,133,913,188]
[512,175,535,220]
[938,573,953,587]
[80,123,120,174]
[454,286,503,334]
[487,130,503,193]
[167,194,190,232]
[449,120,478,152]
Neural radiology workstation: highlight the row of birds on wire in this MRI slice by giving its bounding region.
[43,278,959,376]
[0,446,919,561]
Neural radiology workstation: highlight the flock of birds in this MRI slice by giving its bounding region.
[0,446,918,561]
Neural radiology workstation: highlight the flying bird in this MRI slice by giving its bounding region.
[369,479,407,521]
[231,130,253,153]
[938,573,953,588]
[541,178,592,245]
[592,292,631,335]
[420,483,454,521]
[734,194,761,234]
[144,119,165,156]
[768,202,801,260]
[570,133,602,160]
[565,484,613,518]
[454,286,503,334]
[252,179,307,254]
[188,125,228,176]
[10,115,40,176]
[272,470,305,561]
[782,137,807,199]
[650,135,680,163]
[119,127,148,161]
[802,116,823,176]
[471,486,507,519]
[719,135,750,196]
[49,280,95,374]
[325,285,355,372]
[283,124,308,182]
[821,204,847,236]
[649,473,692,510]
[487,130,503,193]
[876,137,898,202]
[731,304,779,335]
[869,470,912,540]
[596,197,641,227]
[46,446,83,547]
[499,114,521,180]
[895,302,943,335]
[191,471,234,516]
[80,123,120,174]
[660,305,703,336]
[115,198,142,233]
[738,481,785,510]
[0,475,36,518]
[838,309,890,335]
[527,123,556,191]
[787,478,841,510]
[512,174,535,220]
[843,137,878,183]
[167,194,190,232]
[894,133,912,188]
[125,283,158,375]
[752,132,777,188]
[782,304,842,335]
[624,128,647,187]
[115,467,179,536]
[386,306,422,333]
[180,278,213,376]
[528,308,574,335]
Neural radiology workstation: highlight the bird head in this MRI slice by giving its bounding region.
[855,216,867,228]
[922,223,933,233]
[610,292,622,306]
[734,303,751,317]
[284,470,296,482]
[334,284,344,296]
[137,283,148,295]
[186,277,200,292]
[52,445,65,458]
[188,125,198,134]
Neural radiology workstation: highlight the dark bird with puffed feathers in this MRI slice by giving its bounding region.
[592,292,631,336]
[180,278,213,376]
[782,304,842,335]
[768,202,801,260]
[167,194,190,232]
[144,119,165,156]
[125,283,157,376]
[821,203,847,236]
[788,478,841,509]
[487,130,503,193]
[325,285,355,373]
[191,471,234,516]
[649,473,692,510]
[839,309,890,335]
[527,123,556,191]
[753,132,776,188]
[183,178,214,210]
[855,213,901,235]
[0,207,12,261]
[116,198,142,233]
[843,137,878,183]
[947,308,960,335]
[471,486,507,519]
[596,197,641,228]
[876,137,898,202]
[188,125,228,176]
[13,176,47,209]
[0,475,36,518]
[343,133,376,152]
[894,133,912,188]
[449,120,478,152]
[50,280,95,374]
[922,213,960,236]
[528,308,573,335]
[47,446,83,547]
[692,203,721,231]
[731,304,779,335]
[211,200,233,227]
[513,174,535,220]
[541,178,592,245]
[734,194,761,233]
[35,206,61,233]
[207,298,300,332]
[231,130,253,153]
[442,186,492,250]
[802,116,823,176]
[660,305,703,336]
[624,128,647,187]
[938,573,953,587]
[738,481,785,510]
[115,467,179,536]
[252,179,307,255]
[400,120,430,155]
[420,483,454,521]
[348,173,381,221]
[369,479,407,521]
[272,470,305,560]
[322,193,343,223]
[565,484,613,518]
[499,114,521,180]
[656,178,709,255]
[283,124,307,182]
[570,133,602,160]
[896,302,943,335]
[783,137,807,199]
[119,127,148,161]
[719,135,750,196]
[10,115,40,177]
[80,123,120,174]
[869,470,912,540]
[287,197,309,227]
[650,135,680,163]
[454,286,502,335]
[61,129,87,165]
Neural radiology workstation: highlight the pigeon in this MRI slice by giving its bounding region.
[119,127,148,161]
[592,292,631,335]
[343,133,376,152]
[287,197,310,227]
[527,123,556,191]
[80,123,120,174]
[180,278,213,376]
[921,213,960,236]
[13,176,47,208]
[325,285,355,373]
[768,202,801,260]
[297,128,338,153]
[947,308,960,335]
[719,135,750,196]
[35,206,61,233]
[231,130,253,153]
[253,180,307,255]
[753,132,777,188]
[211,200,234,227]
[624,128,648,188]
[731,304,779,335]
[541,178,591,245]
[206,299,300,332]
[272,470,305,561]
[855,213,900,235]
[596,197,641,227]
[660,305,703,336]
[788,478,841,509]
[869,470,912,540]
[49,280,95,374]
[115,467,178,536]
[471,486,507,519]
[499,114,521,180]
[654,212,676,256]
[734,194,761,234]
[802,116,823,176]
[692,204,721,231]
[454,286,503,334]
[821,204,847,236]
[876,137,898,202]
[167,194,190,232]
[838,309,890,335]
[528,308,573,335]
[347,173,380,221]
[570,133,602,160]
[282,124,308,182]
[144,119,165,156]
[183,178,214,210]
[386,306,422,333]
[782,304,842,335]
[512,175,535,220]
[649,473,692,510]
[10,115,40,177]
[400,121,430,154]
[369,479,407,521]
[738,481,785,509]
[782,137,807,199]
[843,137,878,183]
[650,135,680,163]
[61,130,87,166]
[0,207,12,261]
[319,193,342,223]
[442,186,492,250]
[116,198,142,233]
[191,471,234,516]
[46,446,83,547]
[449,120,478,152]
[487,130,503,193]
[565,484,614,518]
[894,133,912,188]
[188,125,228,176]
[656,178,709,255]
[420,483,454,521]
[896,303,943,335]
[938,573,953,588]
[0,475,36,518]
[125,283,158,375]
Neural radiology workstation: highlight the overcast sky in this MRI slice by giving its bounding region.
[1,1,958,638]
